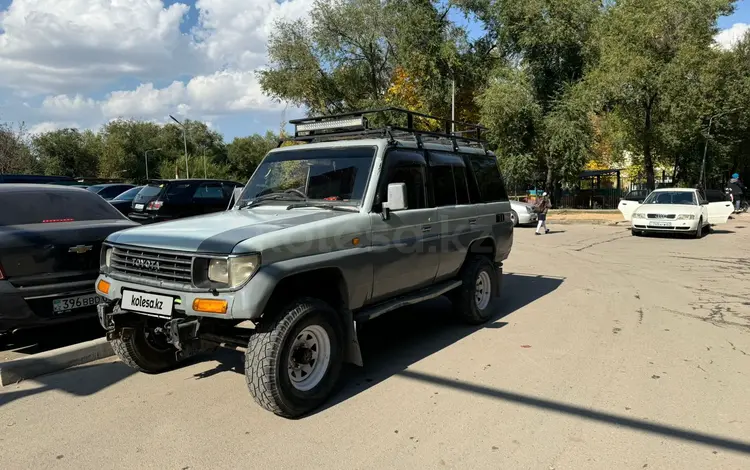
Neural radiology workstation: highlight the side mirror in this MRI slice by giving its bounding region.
[382,182,407,220]
[700,199,709,205]
[638,200,645,204]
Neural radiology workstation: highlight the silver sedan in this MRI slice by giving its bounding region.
[510,200,538,227]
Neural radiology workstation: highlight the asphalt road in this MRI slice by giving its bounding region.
[2,216,749,469]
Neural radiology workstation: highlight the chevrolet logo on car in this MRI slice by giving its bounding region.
[132,257,160,271]
[68,245,93,254]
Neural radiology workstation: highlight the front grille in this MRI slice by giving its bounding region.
[110,246,193,284]
[647,214,675,219]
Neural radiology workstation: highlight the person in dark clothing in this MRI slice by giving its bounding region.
[727,173,745,212]
[535,192,551,235]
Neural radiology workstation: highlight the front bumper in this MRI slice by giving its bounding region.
[95,270,277,320]
[0,279,99,333]
[517,212,538,225]
[632,219,699,232]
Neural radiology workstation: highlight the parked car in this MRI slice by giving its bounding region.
[87,183,136,200]
[128,179,244,224]
[108,186,145,215]
[510,200,538,227]
[620,188,734,237]
[96,108,513,418]
[0,185,137,337]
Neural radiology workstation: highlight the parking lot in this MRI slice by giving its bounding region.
[1,218,749,469]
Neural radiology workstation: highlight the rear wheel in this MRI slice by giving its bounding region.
[451,256,500,325]
[110,322,178,373]
[245,298,344,418]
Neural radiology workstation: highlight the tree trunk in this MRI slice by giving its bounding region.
[643,96,656,191]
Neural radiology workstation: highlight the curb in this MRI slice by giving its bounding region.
[0,337,114,387]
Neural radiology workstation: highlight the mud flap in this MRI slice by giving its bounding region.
[343,309,363,367]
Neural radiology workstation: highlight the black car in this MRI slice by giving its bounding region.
[0,185,137,335]
[129,179,244,224]
[108,186,145,215]
[87,183,136,200]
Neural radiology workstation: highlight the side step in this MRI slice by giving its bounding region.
[354,279,462,323]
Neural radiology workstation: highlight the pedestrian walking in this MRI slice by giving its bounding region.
[534,192,551,235]
[727,173,745,212]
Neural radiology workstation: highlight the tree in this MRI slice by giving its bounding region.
[583,0,734,190]
[0,122,37,174]
[468,0,599,194]
[226,132,278,181]
[32,128,100,177]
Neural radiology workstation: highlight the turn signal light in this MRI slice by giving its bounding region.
[97,280,111,295]
[193,298,228,314]
[147,200,163,210]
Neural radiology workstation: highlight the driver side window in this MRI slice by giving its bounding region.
[375,149,427,211]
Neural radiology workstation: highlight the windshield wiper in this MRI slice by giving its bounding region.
[239,193,306,209]
[286,202,358,212]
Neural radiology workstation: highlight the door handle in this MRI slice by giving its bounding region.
[422,225,432,233]
[468,218,477,225]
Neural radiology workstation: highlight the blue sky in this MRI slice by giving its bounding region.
[0,0,747,142]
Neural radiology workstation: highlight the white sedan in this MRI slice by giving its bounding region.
[510,200,538,227]
[619,188,734,237]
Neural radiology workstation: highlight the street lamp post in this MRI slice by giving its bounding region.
[700,107,742,190]
[169,115,190,179]
[144,148,162,181]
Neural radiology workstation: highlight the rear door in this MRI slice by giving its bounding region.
[192,182,229,215]
[707,199,734,224]
[0,189,134,287]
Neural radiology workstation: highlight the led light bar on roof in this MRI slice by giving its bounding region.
[296,116,366,133]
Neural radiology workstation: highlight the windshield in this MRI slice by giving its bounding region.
[237,146,375,206]
[642,191,696,205]
[113,186,144,201]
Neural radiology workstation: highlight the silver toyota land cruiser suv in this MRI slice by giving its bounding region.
[96,108,513,418]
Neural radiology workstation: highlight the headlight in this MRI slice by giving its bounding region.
[101,246,113,270]
[207,254,260,288]
[526,206,534,214]
[632,212,646,219]
[676,214,696,220]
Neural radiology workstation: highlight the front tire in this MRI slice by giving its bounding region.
[693,218,704,239]
[110,323,178,374]
[510,210,519,227]
[452,256,500,325]
[245,298,344,418]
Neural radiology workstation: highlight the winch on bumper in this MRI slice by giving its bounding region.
[97,300,230,361]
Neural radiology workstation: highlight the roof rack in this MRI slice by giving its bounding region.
[283,107,488,152]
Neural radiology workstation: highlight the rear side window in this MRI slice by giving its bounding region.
[468,154,508,202]
[165,182,199,203]
[0,189,123,225]
[193,183,225,200]
[428,151,471,206]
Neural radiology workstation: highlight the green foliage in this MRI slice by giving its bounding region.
[0,123,38,174]
[32,128,101,177]
[226,132,278,181]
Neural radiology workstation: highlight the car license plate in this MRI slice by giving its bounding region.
[121,290,173,317]
[650,222,671,227]
[134,204,145,210]
[53,293,103,313]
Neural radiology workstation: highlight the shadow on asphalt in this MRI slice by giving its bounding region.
[314,272,565,414]
[0,360,136,408]
[397,370,750,455]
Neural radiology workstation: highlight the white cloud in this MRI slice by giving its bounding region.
[40,71,284,124]
[715,23,749,50]
[0,0,204,94]
[0,0,312,132]
[28,121,82,135]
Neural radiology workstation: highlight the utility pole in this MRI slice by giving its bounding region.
[451,78,455,135]
[169,114,190,179]
[700,107,742,190]
[144,148,161,181]
[203,147,207,178]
